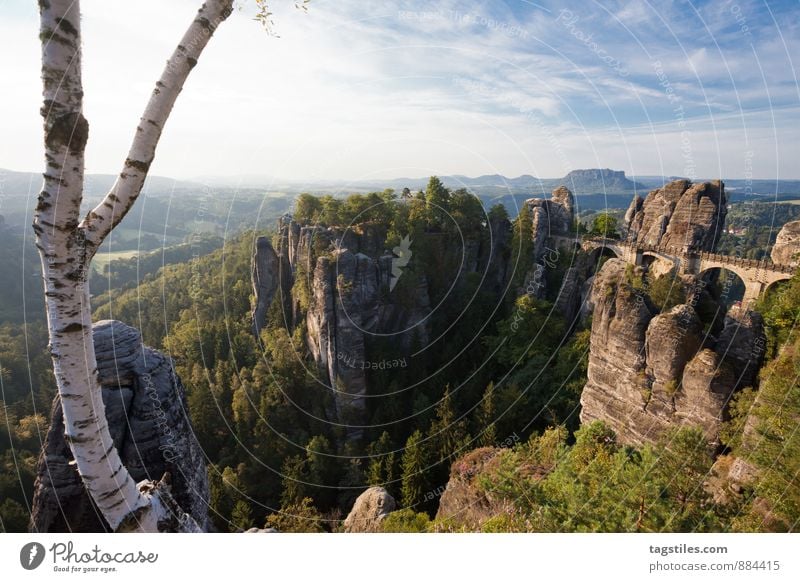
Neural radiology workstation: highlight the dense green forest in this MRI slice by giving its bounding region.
[1,183,799,532]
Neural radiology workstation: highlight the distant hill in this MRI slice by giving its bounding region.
[0,167,202,200]
[225,168,647,197]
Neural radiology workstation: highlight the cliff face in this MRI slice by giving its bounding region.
[30,320,208,532]
[624,179,727,251]
[252,236,280,336]
[520,186,576,300]
[579,260,766,447]
[435,447,511,531]
[268,209,523,438]
[273,216,510,438]
[771,219,800,266]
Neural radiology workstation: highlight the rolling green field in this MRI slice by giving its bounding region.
[91,250,140,273]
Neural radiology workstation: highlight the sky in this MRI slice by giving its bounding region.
[1,0,799,182]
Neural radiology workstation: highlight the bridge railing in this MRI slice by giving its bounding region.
[581,237,796,274]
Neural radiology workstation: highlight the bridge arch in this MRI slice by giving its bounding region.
[587,244,620,264]
[762,275,794,301]
[641,251,678,278]
[698,266,746,307]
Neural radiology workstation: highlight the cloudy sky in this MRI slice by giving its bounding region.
[1,0,798,181]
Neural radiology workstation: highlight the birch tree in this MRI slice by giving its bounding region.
[35,0,236,532]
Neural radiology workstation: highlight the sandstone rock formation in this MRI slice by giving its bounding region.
[770,219,800,266]
[435,447,512,531]
[520,186,577,299]
[30,320,208,532]
[524,185,575,247]
[251,235,280,337]
[579,260,765,447]
[274,215,511,439]
[624,179,727,252]
[343,486,396,532]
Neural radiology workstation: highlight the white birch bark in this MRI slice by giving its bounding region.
[35,0,233,532]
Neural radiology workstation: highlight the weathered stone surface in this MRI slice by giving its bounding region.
[715,308,766,390]
[644,305,703,419]
[771,219,800,266]
[524,185,575,245]
[624,179,726,252]
[252,235,280,336]
[275,214,509,440]
[343,487,396,532]
[579,260,660,445]
[30,320,208,532]
[435,447,511,531]
[520,186,576,298]
[579,259,761,447]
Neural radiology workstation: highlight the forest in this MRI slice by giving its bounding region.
[2,178,799,533]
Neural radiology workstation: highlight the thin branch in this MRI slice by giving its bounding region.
[80,0,235,253]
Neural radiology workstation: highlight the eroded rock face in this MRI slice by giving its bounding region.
[252,236,280,336]
[30,320,208,532]
[771,219,800,266]
[343,486,396,532]
[275,215,510,439]
[579,260,765,447]
[435,447,511,531]
[624,179,726,252]
[520,186,576,299]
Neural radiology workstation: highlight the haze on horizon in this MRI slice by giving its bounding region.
[1,0,798,182]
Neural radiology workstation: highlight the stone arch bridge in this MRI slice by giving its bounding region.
[579,237,795,303]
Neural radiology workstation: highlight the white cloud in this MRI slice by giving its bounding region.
[0,0,797,181]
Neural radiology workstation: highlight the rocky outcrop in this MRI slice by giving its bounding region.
[275,219,436,438]
[30,320,208,532]
[435,447,512,531]
[252,236,280,336]
[624,179,726,252]
[343,487,396,532]
[272,212,515,439]
[579,260,765,447]
[771,219,800,266]
[520,186,576,299]
[524,186,575,246]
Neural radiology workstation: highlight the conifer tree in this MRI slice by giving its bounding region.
[401,430,428,508]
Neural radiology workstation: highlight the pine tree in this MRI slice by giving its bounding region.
[429,386,468,465]
[425,176,450,229]
[280,455,308,507]
[477,382,497,447]
[401,430,428,508]
[510,205,534,289]
[230,499,254,532]
[366,431,395,488]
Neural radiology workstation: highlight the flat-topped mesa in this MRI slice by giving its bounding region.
[624,179,727,252]
[579,259,766,448]
[30,320,208,532]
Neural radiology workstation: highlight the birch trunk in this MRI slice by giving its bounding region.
[35,0,233,532]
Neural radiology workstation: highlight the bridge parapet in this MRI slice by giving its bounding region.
[580,236,796,301]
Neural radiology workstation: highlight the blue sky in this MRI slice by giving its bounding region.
[1,0,798,181]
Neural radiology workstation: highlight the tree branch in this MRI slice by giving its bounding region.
[80,0,234,252]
